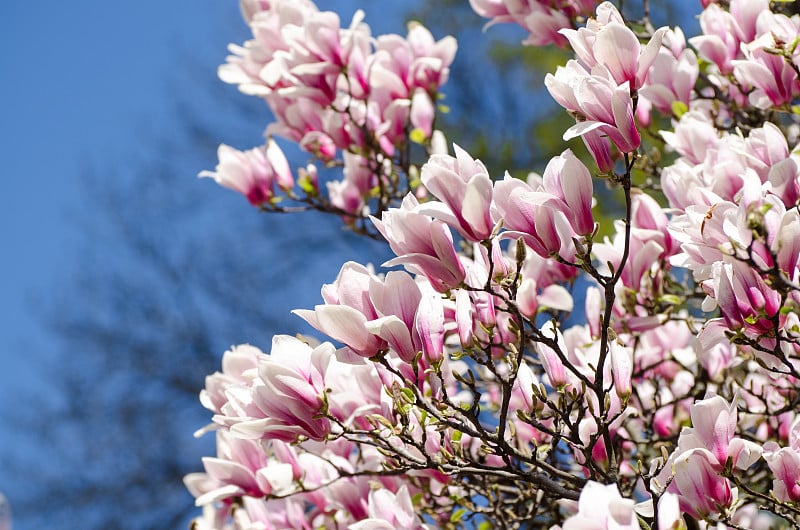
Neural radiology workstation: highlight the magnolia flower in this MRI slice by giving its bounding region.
[734,39,799,109]
[711,259,782,336]
[327,152,376,217]
[656,395,762,520]
[536,321,569,389]
[688,4,744,74]
[365,271,424,362]
[560,2,666,91]
[349,486,429,530]
[469,0,596,47]
[197,344,265,436]
[294,262,385,358]
[763,416,800,502]
[492,151,593,261]
[229,336,335,442]
[639,28,698,116]
[561,481,639,530]
[516,279,573,318]
[419,144,494,242]
[540,149,594,236]
[682,395,761,468]
[669,448,734,520]
[546,63,641,159]
[373,194,466,292]
[200,140,293,205]
[773,210,800,283]
[609,341,633,400]
[185,432,271,505]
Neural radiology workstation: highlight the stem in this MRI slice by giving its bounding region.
[592,151,636,483]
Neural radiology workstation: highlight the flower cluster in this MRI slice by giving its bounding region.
[470,0,599,47]
[201,0,457,233]
[188,0,800,528]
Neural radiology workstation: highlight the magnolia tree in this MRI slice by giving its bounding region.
[185,0,800,528]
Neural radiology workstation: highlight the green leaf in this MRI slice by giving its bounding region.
[671,100,689,118]
[298,175,316,195]
[450,508,467,523]
[659,294,682,306]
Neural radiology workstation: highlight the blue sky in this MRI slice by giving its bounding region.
[1,0,227,381]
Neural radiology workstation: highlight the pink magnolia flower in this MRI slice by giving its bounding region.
[238,0,274,23]
[773,210,800,283]
[519,7,572,47]
[561,481,639,530]
[660,159,718,212]
[199,344,265,421]
[734,38,799,109]
[499,190,576,259]
[410,88,435,139]
[327,152,377,219]
[667,201,738,281]
[585,286,602,338]
[560,2,666,91]
[404,22,458,92]
[682,395,761,468]
[492,151,593,260]
[768,156,800,208]
[566,74,641,154]
[294,262,386,358]
[710,259,782,336]
[609,340,633,400]
[365,270,424,362]
[688,3,746,75]
[415,286,446,363]
[237,335,335,442]
[688,395,761,468]
[200,141,293,206]
[516,278,573,318]
[454,243,521,355]
[639,29,698,116]
[731,0,770,42]
[184,432,294,506]
[536,321,569,389]
[631,192,677,256]
[668,448,734,520]
[220,0,321,96]
[469,0,597,47]
[419,144,494,242]
[521,242,579,288]
[590,193,678,330]
[348,486,429,530]
[656,492,681,530]
[371,23,456,98]
[546,62,641,158]
[695,320,738,381]
[510,360,540,414]
[199,345,277,436]
[763,416,800,502]
[593,223,667,306]
[373,194,466,292]
[655,395,761,520]
[221,0,455,167]
[660,111,720,166]
[540,149,595,236]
